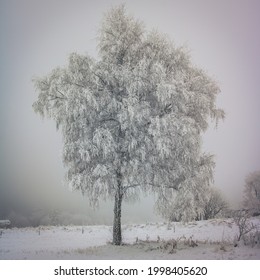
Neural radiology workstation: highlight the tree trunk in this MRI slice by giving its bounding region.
[113,189,123,245]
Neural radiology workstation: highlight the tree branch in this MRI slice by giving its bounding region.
[48,94,67,101]
[93,72,107,87]
[57,90,67,98]
[68,81,86,88]
[159,104,172,118]
[99,117,122,134]
[122,184,140,193]
[99,117,120,125]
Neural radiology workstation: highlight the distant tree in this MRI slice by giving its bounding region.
[157,180,209,223]
[243,170,260,215]
[203,187,228,220]
[33,5,224,244]
[7,210,30,228]
[158,187,227,222]
[49,209,60,226]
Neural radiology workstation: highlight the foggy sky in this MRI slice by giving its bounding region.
[1,0,260,223]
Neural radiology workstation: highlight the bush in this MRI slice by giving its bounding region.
[233,209,257,246]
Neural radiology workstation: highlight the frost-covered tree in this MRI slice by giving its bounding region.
[157,176,210,223]
[33,5,224,244]
[203,187,228,220]
[159,187,228,222]
[243,171,260,215]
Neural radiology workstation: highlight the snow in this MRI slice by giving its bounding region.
[0,217,259,259]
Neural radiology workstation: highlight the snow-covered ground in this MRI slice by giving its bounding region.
[0,217,259,260]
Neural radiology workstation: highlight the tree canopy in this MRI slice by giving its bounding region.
[33,5,224,244]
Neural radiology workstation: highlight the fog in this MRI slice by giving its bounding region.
[1,0,260,225]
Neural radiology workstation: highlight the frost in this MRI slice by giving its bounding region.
[33,5,224,243]
[93,164,108,177]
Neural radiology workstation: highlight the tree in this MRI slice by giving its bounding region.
[156,179,210,223]
[243,170,260,215]
[33,5,224,244]
[157,187,228,223]
[203,187,228,220]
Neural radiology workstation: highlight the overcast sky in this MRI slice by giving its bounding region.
[1,0,260,223]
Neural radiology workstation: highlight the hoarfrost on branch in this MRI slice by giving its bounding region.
[33,5,224,243]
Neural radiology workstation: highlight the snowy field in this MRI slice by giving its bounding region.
[0,217,260,260]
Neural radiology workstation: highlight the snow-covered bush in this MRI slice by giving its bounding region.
[233,209,257,246]
[203,188,228,220]
[242,231,260,248]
